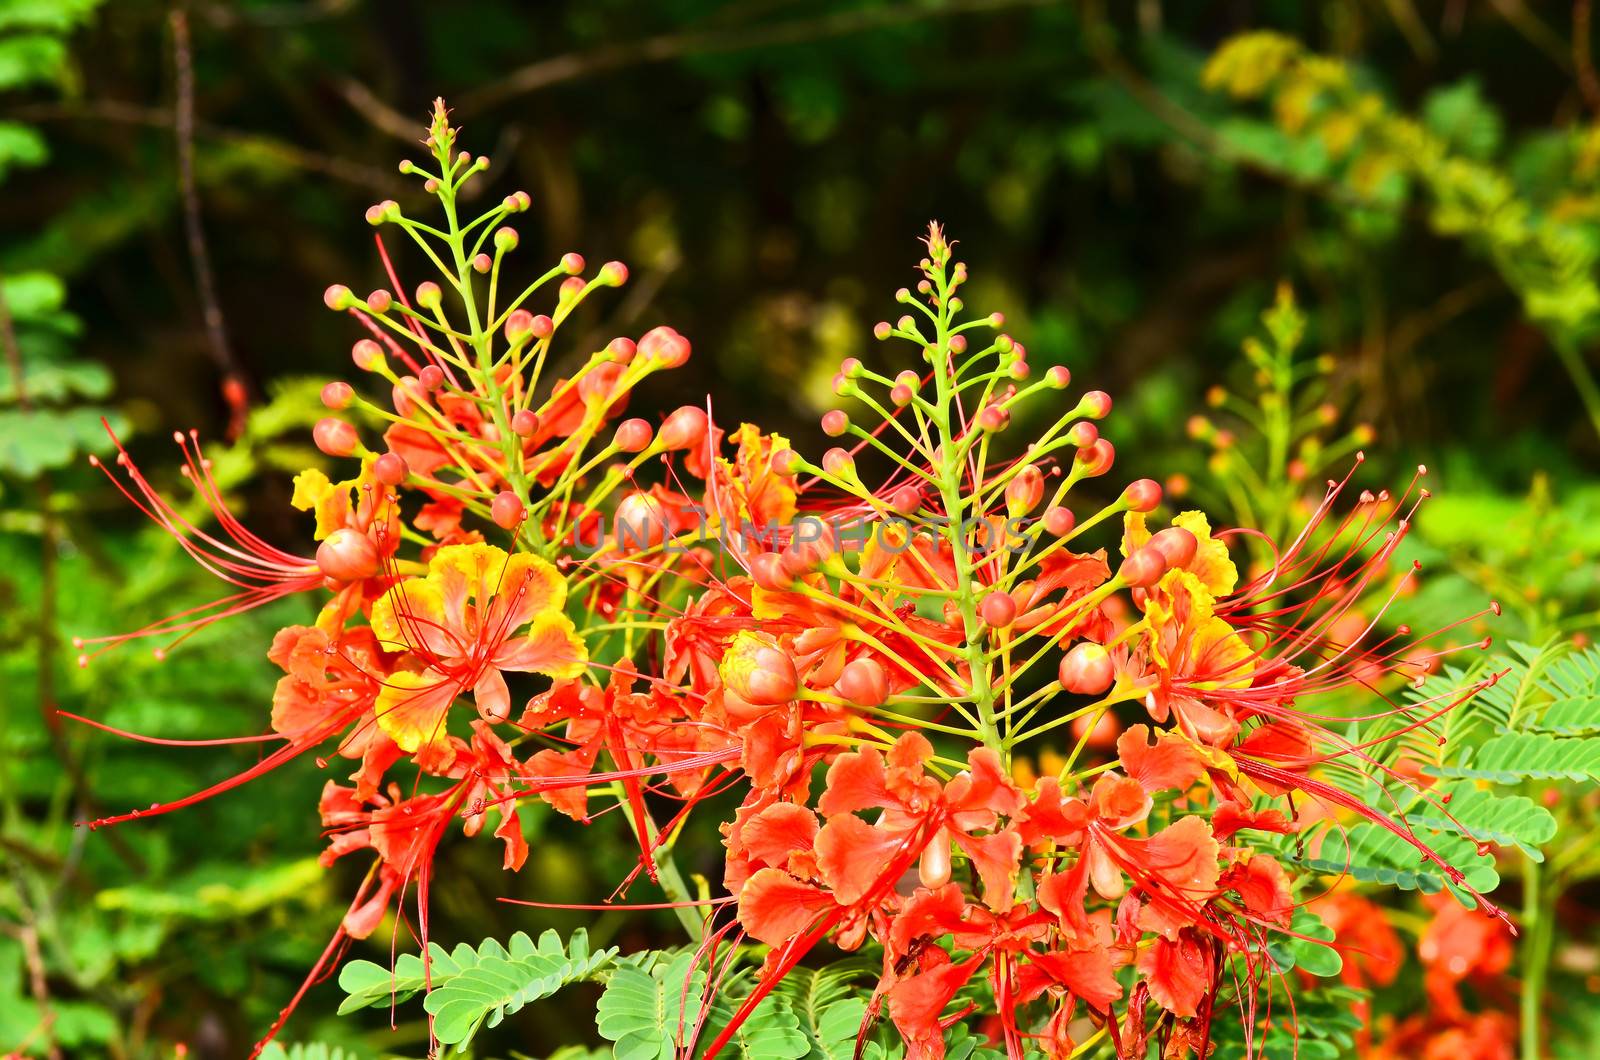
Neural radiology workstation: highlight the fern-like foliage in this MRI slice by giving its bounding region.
[597,950,810,1060]
[337,928,616,1050]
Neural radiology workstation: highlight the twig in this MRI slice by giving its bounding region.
[1577,0,1600,112]
[170,7,250,418]
[459,0,1054,112]
[6,99,404,194]
[333,75,419,143]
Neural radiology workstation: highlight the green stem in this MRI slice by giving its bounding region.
[1521,852,1556,1060]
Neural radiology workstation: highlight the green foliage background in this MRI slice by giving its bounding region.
[3,1,1599,1057]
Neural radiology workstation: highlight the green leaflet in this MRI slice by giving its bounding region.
[337,929,617,1051]
[1433,731,1600,783]
[596,951,809,1060]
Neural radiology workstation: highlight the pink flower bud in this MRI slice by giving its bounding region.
[1082,390,1113,419]
[822,447,854,477]
[658,407,708,451]
[614,418,652,453]
[1043,506,1075,537]
[891,485,921,516]
[1066,421,1098,448]
[578,362,624,405]
[373,452,408,486]
[1077,439,1115,477]
[638,326,690,367]
[351,339,385,371]
[1118,545,1167,587]
[1150,526,1198,570]
[472,253,492,274]
[494,227,519,252]
[821,410,849,437]
[562,252,585,274]
[366,289,393,313]
[750,552,792,592]
[840,357,863,378]
[772,448,799,476]
[615,491,671,551]
[981,591,1017,628]
[607,337,637,364]
[1046,365,1070,388]
[315,528,379,582]
[598,261,629,286]
[418,365,445,391]
[491,490,526,529]
[835,657,888,707]
[415,282,442,310]
[505,309,537,343]
[512,410,539,437]
[977,405,1008,432]
[949,335,968,355]
[1123,478,1162,513]
[313,418,359,457]
[1059,642,1114,695]
[890,384,914,407]
[559,276,586,302]
[721,632,799,708]
[1005,464,1044,516]
[873,321,892,340]
[323,284,354,310]
[320,382,354,410]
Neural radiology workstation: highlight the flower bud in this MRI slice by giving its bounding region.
[890,384,914,407]
[615,491,670,550]
[639,325,690,367]
[1082,390,1113,419]
[607,337,637,364]
[1118,545,1167,587]
[493,227,519,252]
[512,410,539,437]
[750,552,792,592]
[1059,642,1115,695]
[890,485,921,516]
[1046,365,1070,389]
[320,381,354,410]
[873,321,892,340]
[1066,421,1099,448]
[351,339,385,371]
[1150,526,1198,570]
[415,282,443,310]
[562,252,585,274]
[559,277,586,303]
[472,253,492,274]
[364,200,400,225]
[505,309,536,344]
[919,830,952,889]
[1043,506,1075,537]
[772,448,799,476]
[323,284,355,311]
[491,490,526,529]
[835,657,888,707]
[1005,464,1044,516]
[313,417,359,457]
[658,406,708,452]
[981,591,1017,629]
[1077,439,1115,477]
[719,632,798,706]
[614,418,652,452]
[315,528,380,582]
[1123,478,1162,513]
[365,289,393,314]
[418,364,445,391]
[841,357,863,378]
[822,447,854,477]
[977,405,1008,432]
[373,452,408,486]
[598,261,629,286]
[821,409,849,437]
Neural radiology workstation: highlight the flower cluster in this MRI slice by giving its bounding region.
[80,103,1504,1059]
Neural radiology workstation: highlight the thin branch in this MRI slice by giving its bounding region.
[458,0,1054,112]
[1577,0,1600,112]
[7,99,404,194]
[170,7,250,419]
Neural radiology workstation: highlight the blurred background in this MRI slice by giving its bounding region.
[4,1,1599,1057]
